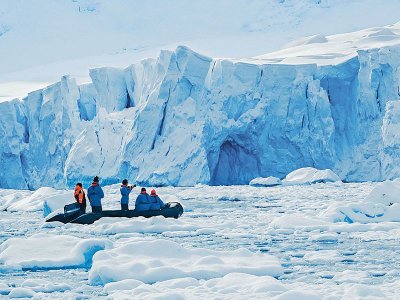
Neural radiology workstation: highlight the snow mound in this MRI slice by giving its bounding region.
[249,176,282,187]
[89,239,283,285]
[283,167,341,185]
[91,216,202,235]
[323,181,400,223]
[0,234,110,270]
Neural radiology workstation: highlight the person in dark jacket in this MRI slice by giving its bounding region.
[120,179,134,210]
[149,189,165,210]
[87,176,104,213]
[135,187,151,211]
[74,182,86,214]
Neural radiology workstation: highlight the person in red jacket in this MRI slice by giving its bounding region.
[74,182,86,213]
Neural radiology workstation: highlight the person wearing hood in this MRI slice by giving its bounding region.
[149,189,165,210]
[120,179,135,210]
[135,187,151,211]
[74,182,86,213]
[87,176,104,213]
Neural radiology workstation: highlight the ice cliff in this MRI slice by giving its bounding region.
[2,40,400,189]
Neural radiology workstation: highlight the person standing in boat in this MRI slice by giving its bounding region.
[135,187,151,211]
[74,182,86,214]
[120,179,135,210]
[149,189,165,210]
[87,176,104,213]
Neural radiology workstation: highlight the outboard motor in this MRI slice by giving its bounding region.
[64,202,81,216]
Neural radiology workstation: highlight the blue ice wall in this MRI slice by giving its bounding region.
[1,46,400,189]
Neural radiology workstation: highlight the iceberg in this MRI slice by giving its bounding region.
[282,167,341,185]
[249,176,282,187]
[323,180,400,223]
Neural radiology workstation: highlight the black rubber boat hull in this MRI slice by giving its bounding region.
[46,211,81,224]
[46,202,184,224]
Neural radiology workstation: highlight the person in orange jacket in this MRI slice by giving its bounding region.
[74,182,87,214]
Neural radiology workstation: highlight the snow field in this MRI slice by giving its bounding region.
[3,0,400,102]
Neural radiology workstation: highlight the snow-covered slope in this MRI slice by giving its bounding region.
[2,0,400,101]
[3,18,400,189]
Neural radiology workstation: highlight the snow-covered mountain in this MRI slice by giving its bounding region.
[2,0,400,101]
[2,21,400,189]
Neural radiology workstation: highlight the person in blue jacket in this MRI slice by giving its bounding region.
[135,187,151,211]
[149,189,165,210]
[87,176,104,213]
[120,179,135,210]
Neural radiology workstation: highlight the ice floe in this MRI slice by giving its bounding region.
[0,234,110,270]
[89,239,283,285]
[323,180,400,223]
[269,213,329,230]
[90,216,203,235]
[104,273,319,299]
[8,287,35,299]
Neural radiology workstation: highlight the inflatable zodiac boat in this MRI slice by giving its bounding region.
[46,202,184,225]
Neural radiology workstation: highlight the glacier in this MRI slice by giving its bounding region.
[2,33,400,189]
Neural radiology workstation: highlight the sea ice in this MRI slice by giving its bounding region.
[8,287,35,299]
[105,273,313,299]
[21,279,71,293]
[0,234,110,270]
[90,216,202,235]
[4,187,59,212]
[89,239,283,285]
[323,180,400,223]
